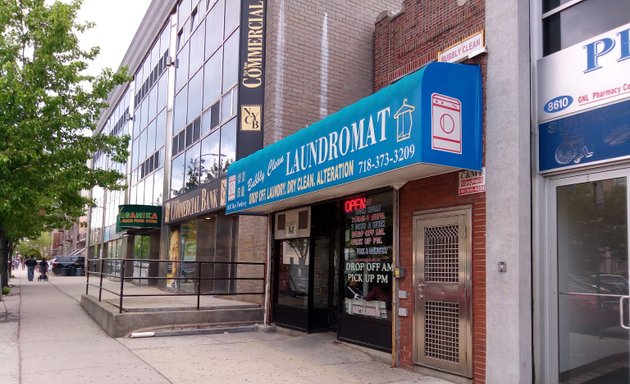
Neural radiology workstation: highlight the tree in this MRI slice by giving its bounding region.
[16,232,51,259]
[0,0,129,287]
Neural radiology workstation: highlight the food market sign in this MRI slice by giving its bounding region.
[226,62,482,214]
[116,205,161,230]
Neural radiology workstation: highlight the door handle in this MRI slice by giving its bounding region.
[620,296,629,330]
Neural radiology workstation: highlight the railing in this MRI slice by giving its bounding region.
[86,258,265,314]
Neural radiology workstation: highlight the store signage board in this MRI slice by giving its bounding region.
[458,168,485,195]
[539,98,630,172]
[116,205,162,231]
[438,31,486,63]
[226,62,482,214]
[537,22,630,123]
[164,178,226,224]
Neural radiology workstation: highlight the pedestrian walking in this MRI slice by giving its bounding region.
[25,255,38,282]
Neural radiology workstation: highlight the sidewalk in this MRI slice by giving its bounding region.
[1,268,455,384]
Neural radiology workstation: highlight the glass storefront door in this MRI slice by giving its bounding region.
[552,171,629,383]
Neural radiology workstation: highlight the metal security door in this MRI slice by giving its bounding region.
[413,208,472,377]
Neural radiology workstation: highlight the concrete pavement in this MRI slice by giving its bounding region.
[1,268,454,384]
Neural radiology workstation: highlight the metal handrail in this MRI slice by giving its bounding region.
[85,258,265,314]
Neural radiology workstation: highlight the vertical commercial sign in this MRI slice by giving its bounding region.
[237,0,267,160]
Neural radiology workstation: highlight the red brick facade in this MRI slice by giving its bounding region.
[375,1,486,382]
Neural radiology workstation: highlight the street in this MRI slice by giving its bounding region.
[0,268,452,384]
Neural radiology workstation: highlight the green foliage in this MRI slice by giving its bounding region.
[24,249,42,259]
[0,0,129,240]
[2,286,9,295]
[0,0,130,286]
[16,232,51,257]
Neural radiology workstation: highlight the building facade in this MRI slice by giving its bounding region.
[532,1,630,383]
[87,0,630,383]
[88,0,401,313]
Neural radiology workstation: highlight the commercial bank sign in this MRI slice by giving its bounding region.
[226,62,482,214]
[538,23,630,172]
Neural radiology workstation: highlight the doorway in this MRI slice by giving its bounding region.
[271,203,337,332]
[550,170,629,383]
[413,208,472,377]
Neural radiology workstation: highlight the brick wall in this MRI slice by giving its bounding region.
[263,0,401,145]
[375,1,486,382]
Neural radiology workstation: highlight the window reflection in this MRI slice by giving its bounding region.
[222,30,239,92]
[205,0,224,59]
[203,51,222,109]
[201,131,221,183]
[278,239,310,308]
[220,118,236,170]
[171,154,185,197]
[183,142,201,192]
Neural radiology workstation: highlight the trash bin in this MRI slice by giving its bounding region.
[75,268,84,276]
[62,268,70,276]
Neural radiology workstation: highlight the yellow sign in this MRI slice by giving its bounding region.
[241,105,262,131]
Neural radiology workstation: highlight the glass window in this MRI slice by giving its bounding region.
[157,74,168,113]
[189,22,205,73]
[200,130,220,183]
[127,185,135,205]
[139,128,148,163]
[148,85,158,121]
[222,30,239,92]
[147,120,157,155]
[201,108,212,137]
[220,118,236,171]
[343,192,393,319]
[224,0,240,38]
[171,154,185,197]
[543,0,630,56]
[153,168,164,205]
[556,178,630,383]
[137,179,145,205]
[159,24,170,54]
[178,0,192,30]
[184,142,201,192]
[277,239,310,308]
[210,101,220,130]
[176,42,190,92]
[132,138,140,168]
[221,87,237,122]
[155,110,166,150]
[173,86,188,134]
[187,69,203,123]
[203,50,222,109]
[205,0,224,60]
[144,174,154,205]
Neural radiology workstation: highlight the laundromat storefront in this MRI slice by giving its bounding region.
[226,62,483,350]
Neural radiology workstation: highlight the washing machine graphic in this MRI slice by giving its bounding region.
[431,93,462,154]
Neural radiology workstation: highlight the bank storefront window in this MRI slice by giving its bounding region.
[343,192,393,320]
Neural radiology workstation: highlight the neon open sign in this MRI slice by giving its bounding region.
[344,197,366,213]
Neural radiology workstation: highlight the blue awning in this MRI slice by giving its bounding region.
[226,62,482,214]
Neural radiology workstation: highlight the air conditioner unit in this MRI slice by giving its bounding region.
[165,56,175,67]
[274,207,310,240]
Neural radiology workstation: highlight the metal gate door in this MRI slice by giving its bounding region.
[413,208,472,377]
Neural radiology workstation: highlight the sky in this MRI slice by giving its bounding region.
[75,0,153,76]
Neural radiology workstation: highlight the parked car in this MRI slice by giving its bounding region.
[51,256,85,276]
